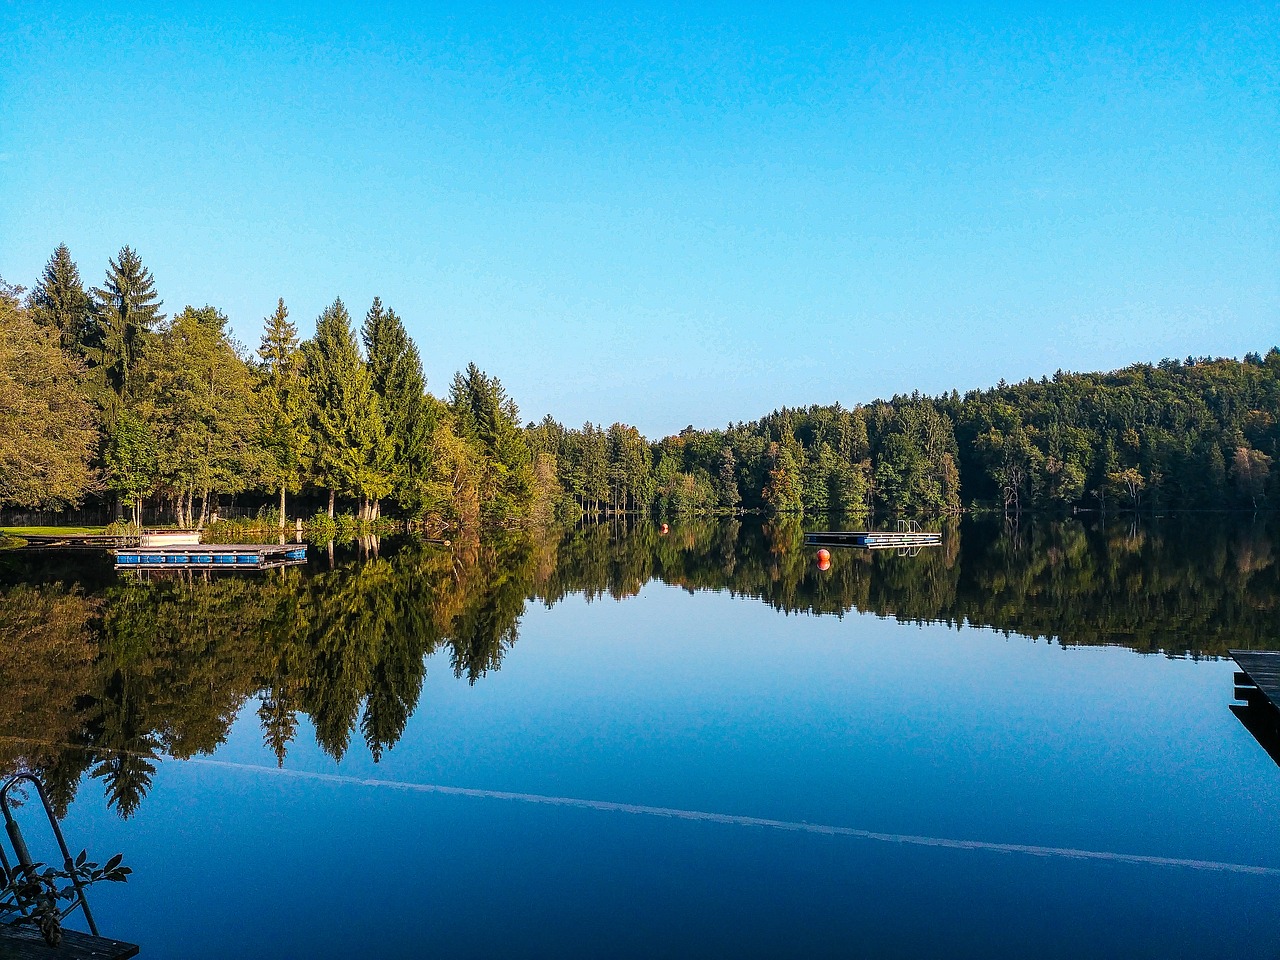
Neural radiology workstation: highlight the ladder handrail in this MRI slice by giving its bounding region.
[0,774,100,936]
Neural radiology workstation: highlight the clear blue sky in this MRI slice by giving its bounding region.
[2,3,1276,437]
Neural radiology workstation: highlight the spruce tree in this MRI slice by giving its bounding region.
[27,244,92,355]
[89,245,164,402]
[362,298,432,516]
[258,298,312,524]
[449,362,534,521]
[302,299,389,517]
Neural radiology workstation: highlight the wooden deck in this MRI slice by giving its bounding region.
[1230,650,1280,708]
[1229,650,1280,768]
[0,925,138,959]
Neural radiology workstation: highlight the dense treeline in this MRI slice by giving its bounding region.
[2,246,534,528]
[2,243,1277,524]
[1,514,1276,817]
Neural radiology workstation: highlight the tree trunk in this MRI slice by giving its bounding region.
[328,488,336,519]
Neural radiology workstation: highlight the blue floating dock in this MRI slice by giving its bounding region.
[111,543,306,571]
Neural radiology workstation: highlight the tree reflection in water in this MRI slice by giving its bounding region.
[0,514,1276,817]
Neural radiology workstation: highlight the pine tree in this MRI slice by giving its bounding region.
[258,299,312,524]
[303,299,389,517]
[27,244,92,354]
[89,245,164,402]
[362,298,433,516]
[448,363,534,522]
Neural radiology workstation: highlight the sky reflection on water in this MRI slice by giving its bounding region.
[3,517,1279,958]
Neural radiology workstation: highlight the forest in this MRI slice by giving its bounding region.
[2,243,1278,527]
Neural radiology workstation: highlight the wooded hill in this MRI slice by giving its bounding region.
[2,243,1276,524]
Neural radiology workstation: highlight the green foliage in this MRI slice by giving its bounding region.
[87,246,164,402]
[362,298,434,516]
[7,247,1278,528]
[26,244,93,355]
[257,298,312,519]
[0,849,131,946]
[449,363,534,523]
[137,306,261,527]
[0,280,99,509]
[303,300,391,514]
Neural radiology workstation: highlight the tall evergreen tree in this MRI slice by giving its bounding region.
[27,244,92,355]
[449,363,534,523]
[258,299,312,524]
[88,246,164,403]
[362,298,433,516]
[303,299,389,517]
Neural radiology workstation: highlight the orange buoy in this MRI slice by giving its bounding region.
[816,548,831,571]
[659,523,669,535]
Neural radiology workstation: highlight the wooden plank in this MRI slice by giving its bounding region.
[0,925,138,959]
[1229,651,1280,709]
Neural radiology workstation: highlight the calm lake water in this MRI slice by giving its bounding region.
[2,516,1279,958]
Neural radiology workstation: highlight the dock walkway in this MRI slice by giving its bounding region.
[1229,650,1280,767]
[1230,650,1280,709]
[0,925,138,959]
[111,543,306,570]
[804,530,942,550]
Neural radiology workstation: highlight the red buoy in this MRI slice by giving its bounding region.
[659,523,669,535]
[816,548,831,571]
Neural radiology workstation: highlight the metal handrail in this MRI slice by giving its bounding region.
[0,774,99,936]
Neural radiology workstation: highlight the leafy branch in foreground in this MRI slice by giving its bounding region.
[0,850,131,946]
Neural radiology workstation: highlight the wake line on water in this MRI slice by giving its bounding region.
[4,737,1277,876]
[187,758,1280,877]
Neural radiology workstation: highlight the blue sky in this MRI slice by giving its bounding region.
[2,3,1276,436]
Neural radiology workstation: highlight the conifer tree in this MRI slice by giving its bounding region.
[362,298,433,516]
[258,299,312,524]
[89,246,164,402]
[449,363,534,522]
[303,299,389,517]
[27,244,92,355]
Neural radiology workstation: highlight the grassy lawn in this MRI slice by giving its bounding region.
[0,526,106,536]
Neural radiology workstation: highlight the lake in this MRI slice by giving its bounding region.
[2,516,1279,958]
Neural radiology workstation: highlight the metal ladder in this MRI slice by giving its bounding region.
[0,773,100,936]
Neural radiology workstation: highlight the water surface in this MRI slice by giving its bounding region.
[2,517,1278,958]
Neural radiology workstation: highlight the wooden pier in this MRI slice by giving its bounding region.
[110,544,306,571]
[1230,650,1280,709]
[0,925,138,959]
[1229,650,1280,767]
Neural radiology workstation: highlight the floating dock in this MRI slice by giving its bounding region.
[804,530,942,550]
[111,543,307,570]
[1229,650,1280,768]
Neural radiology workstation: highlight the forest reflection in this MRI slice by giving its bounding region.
[1,514,1277,819]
